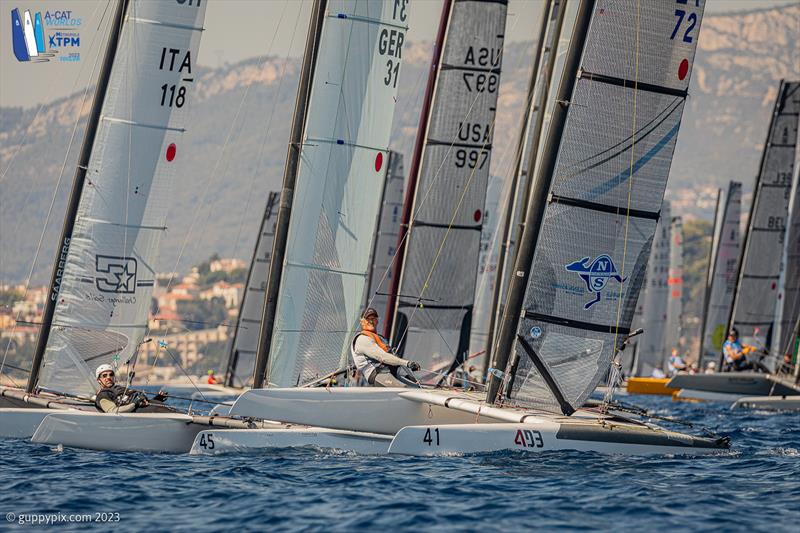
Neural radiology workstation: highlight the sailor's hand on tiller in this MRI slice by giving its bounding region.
[406,361,421,372]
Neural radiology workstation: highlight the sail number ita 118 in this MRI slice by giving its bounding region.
[158,47,194,108]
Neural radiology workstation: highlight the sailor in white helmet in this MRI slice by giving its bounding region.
[94,363,149,413]
[351,308,421,387]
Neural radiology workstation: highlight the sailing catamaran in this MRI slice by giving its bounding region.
[194,0,729,457]
[669,80,800,401]
[0,0,211,450]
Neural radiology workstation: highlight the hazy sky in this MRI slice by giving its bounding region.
[0,0,796,108]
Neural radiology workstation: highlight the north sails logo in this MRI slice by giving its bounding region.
[95,255,137,294]
[565,254,626,310]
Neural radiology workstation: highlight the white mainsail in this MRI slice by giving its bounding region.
[225,191,280,388]
[363,151,405,316]
[266,0,410,387]
[37,1,207,397]
[663,216,683,359]
[699,181,741,367]
[730,81,800,352]
[507,0,704,413]
[390,0,508,374]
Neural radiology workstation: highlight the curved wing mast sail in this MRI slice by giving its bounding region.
[727,80,800,368]
[252,0,411,388]
[386,0,508,379]
[27,0,207,397]
[224,191,280,388]
[488,0,705,413]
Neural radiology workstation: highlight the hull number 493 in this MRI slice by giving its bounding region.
[514,429,544,448]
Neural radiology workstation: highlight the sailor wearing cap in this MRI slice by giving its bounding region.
[351,308,421,387]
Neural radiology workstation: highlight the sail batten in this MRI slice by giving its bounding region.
[504,0,704,412]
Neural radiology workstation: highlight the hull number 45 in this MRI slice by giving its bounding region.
[514,429,544,448]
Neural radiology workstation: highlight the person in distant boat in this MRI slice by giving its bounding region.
[667,348,688,376]
[722,328,754,372]
[94,364,150,413]
[207,370,217,385]
[351,307,421,387]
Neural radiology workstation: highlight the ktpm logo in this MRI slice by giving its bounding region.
[10,8,56,62]
[95,255,138,294]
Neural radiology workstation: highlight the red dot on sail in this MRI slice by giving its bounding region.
[473,209,482,222]
[166,143,177,162]
[678,59,689,81]
[772,282,777,290]
[374,152,383,172]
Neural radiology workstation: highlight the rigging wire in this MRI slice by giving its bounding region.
[604,0,643,409]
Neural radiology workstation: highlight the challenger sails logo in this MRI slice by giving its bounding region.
[565,254,626,310]
[95,256,138,294]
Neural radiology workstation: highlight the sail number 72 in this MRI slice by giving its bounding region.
[670,0,700,43]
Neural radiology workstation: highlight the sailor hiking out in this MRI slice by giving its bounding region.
[351,308,421,387]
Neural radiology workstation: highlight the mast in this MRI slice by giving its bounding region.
[484,0,564,377]
[697,188,722,362]
[486,0,595,404]
[27,0,129,393]
[252,0,327,389]
[383,0,453,339]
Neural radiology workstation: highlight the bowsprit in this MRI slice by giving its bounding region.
[565,254,626,309]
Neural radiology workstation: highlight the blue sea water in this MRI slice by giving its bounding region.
[1,394,798,532]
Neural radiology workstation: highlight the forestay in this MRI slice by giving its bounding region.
[507,0,704,413]
[699,181,741,366]
[266,0,410,387]
[634,202,670,376]
[226,191,280,388]
[37,0,207,397]
[663,216,683,356]
[730,81,800,351]
[391,0,507,373]
[364,152,405,316]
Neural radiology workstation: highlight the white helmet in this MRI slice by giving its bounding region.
[95,364,115,379]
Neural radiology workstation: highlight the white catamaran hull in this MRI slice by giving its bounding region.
[31,412,206,453]
[193,388,729,457]
[732,395,800,411]
[0,409,56,439]
[668,372,800,400]
[190,427,392,455]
